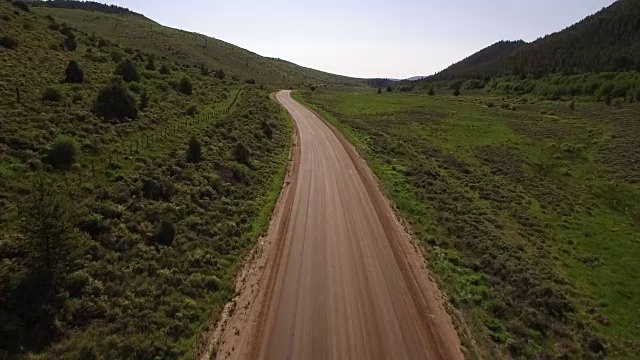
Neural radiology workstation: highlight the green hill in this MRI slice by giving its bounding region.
[29,1,364,87]
[431,0,640,80]
[0,1,295,358]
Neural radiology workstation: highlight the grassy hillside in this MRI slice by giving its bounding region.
[429,0,640,80]
[0,1,292,358]
[30,3,364,87]
[298,88,640,359]
[433,40,526,79]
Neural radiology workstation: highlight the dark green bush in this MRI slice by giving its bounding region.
[139,89,150,111]
[145,58,156,71]
[234,142,250,165]
[428,87,435,96]
[177,76,193,95]
[47,136,78,170]
[158,64,171,75]
[0,35,18,49]
[377,88,382,94]
[62,32,77,52]
[64,60,85,83]
[186,136,202,163]
[12,0,29,12]
[154,220,176,246]
[110,51,124,63]
[386,86,392,92]
[214,68,225,80]
[185,104,198,116]
[245,79,256,85]
[453,88,461,96]
[42,86,63,102]
[199,63,209,76]
[93,80,138,120]
[114,59,140,82]
[141,177,175,200]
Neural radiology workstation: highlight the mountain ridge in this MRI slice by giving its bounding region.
[427,0,640,80]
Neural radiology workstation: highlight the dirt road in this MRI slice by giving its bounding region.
[211,90,463,359]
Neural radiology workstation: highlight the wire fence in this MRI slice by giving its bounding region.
[67,89,242,185]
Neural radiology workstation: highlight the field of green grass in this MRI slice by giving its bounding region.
[31,6,364,88]
[0,2,292,358]
[297,89,640,359]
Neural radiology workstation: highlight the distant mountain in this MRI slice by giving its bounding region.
[405,76,427,81]
[429,0,640,80]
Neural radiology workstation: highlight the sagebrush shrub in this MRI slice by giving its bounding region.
[42,86,63,102]
[93,80,138,120]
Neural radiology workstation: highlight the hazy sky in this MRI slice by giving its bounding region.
[108,0,615,79]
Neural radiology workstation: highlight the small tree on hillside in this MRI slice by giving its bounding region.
[178,76,194,95]
[158,64,171,75]
[377,88,382,94]
[0,36,19,49]
[20,177,74,275]
[93,80,139,121]
[214,68,225,80]
[145,58,156,71]
[64,60,85,83]
[186,136,202,163]
[13,1,30,12]
[154,219,176,246]
[46,136,79,170]
[428,87,435,96]
[115,59,141,82]
[234,142,250,165]
[453,88,461,96]
[62,32,77,52]
[386,86,392,92]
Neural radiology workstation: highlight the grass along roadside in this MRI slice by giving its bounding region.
[295,89,640,359]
